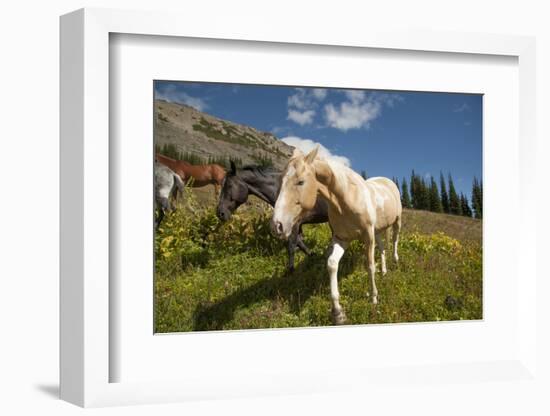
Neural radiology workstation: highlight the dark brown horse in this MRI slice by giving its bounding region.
[156,153,226,195]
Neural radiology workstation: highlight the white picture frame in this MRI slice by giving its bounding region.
[60,8,537,408]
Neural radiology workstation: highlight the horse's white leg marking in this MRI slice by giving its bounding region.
[375,232,387,276]
[392,216,401,264]
[366,226,378,304]
[327,239,347,325]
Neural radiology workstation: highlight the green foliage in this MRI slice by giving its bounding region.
[401,177,412,209]
[428,176,443,213]
[156,143,242,168]
[410,170,429,210]
[440,172,450,214]
[448,174,462,216]
[471,177,483,219]
[460,193,473,218]
[155,189,482,333]
[250,151,274,168]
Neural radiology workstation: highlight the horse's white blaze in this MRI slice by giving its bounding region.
[272,176,295,238]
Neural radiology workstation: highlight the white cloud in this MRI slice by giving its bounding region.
[287,88,309,110]
[345,90,366,103]
[312,88,328,100]
[323,90,403,132]
[286,88,329,125]
[324,100,381,131]
[155,85,208,111]
[281,136,351,167]
[287,109,315,126]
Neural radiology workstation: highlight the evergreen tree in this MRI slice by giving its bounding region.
[410,170,417,209]
[410,171,430,211]
[448,174,462,215]
[360,170,368,180]
[479,180,483,218]
[419,177,430,210]
[471,177,483,219]
[460,193,472,217]
[401,178,412,209]
[429,176,443,213]
[440,172,450,214]
[160,143,183,160]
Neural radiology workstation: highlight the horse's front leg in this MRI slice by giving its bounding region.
[296,235,311,256]
[287,230,299,273]
[366,227,378,304]
[156,198,169,230]
[327,238,348,325]
[296,225,311,256]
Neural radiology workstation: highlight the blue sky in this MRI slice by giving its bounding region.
[154,81,482,200]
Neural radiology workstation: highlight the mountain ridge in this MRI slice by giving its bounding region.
[154,99,293,169]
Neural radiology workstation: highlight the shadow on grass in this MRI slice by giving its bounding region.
[192,250,361,331]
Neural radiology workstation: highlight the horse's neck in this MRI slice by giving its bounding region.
[240,170,279,206]
[313,159,348,214]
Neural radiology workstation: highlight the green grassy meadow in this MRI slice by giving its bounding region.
[155,185,482,332]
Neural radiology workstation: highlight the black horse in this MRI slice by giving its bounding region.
[217,161,329,272]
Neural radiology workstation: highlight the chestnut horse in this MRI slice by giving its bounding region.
[156,153,226,195]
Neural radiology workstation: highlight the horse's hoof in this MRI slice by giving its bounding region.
[332,309,346,325]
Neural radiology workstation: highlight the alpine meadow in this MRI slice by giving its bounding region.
[153,82,483,332]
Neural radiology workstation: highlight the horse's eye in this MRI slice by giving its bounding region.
[297,180,305,186]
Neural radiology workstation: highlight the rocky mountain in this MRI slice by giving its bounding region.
[154,100,293,170]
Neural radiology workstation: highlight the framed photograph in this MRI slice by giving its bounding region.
[60,8,537,408]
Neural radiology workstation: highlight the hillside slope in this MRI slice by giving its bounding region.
[188,184,482,243]
[154,100,293,169]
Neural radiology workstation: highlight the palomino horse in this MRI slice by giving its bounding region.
[155,162,185,229]
[216,161,329,272]
[272,147,402,325]
[156,153,226,195]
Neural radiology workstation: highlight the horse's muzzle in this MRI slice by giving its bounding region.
[217,208,229,221]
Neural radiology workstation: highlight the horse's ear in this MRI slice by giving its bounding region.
[304,146,319,164]
[230,160,237,175]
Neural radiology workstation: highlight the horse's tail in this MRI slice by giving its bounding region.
[172,173,185,201]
